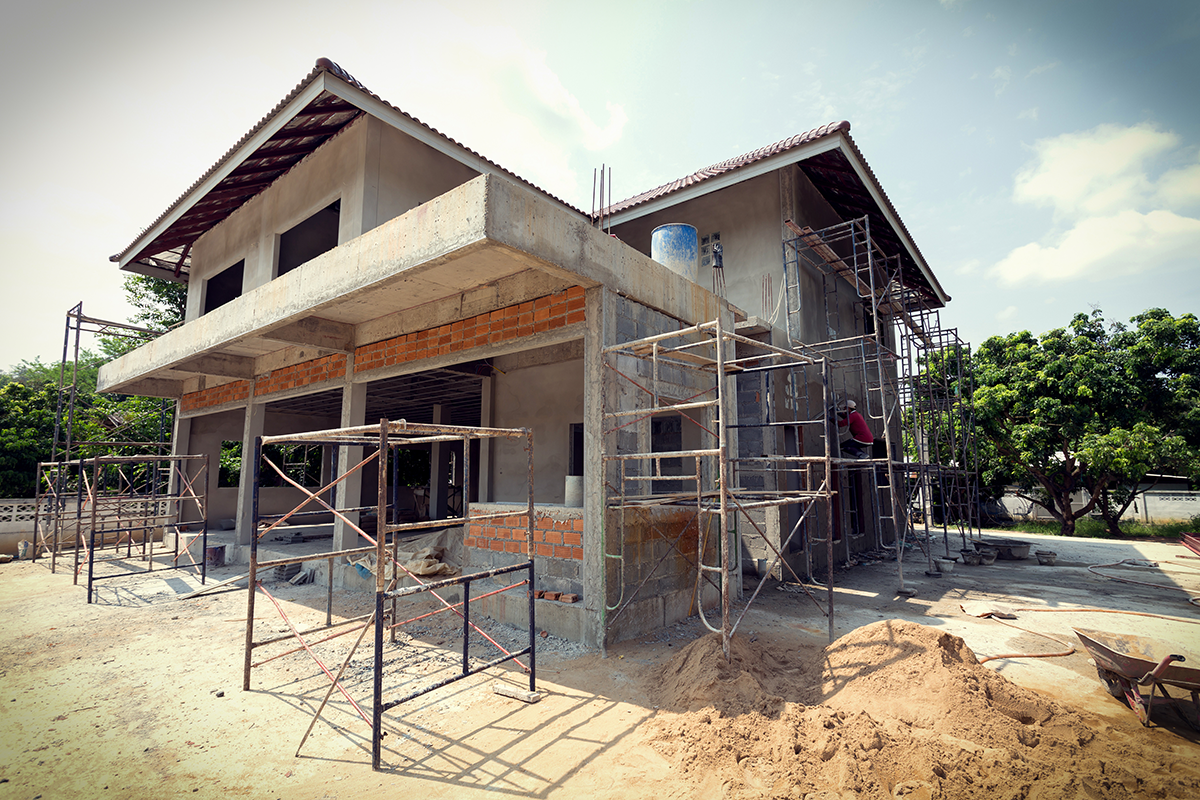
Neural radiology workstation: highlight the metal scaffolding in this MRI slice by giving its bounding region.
[784,215,981,583]
[601,316,839,657]
[30,303,191,600]
[33,449,210,602]
[600,216,979,657]
[240,419,537,771]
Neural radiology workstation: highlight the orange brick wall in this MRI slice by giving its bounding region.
[179,287,587,413]
[466,513,583,560]
[180,380,250,413]
[254,353,347,396]
[355,286,586,374]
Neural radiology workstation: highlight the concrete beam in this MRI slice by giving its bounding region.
[106,377,186,399]
[99,174,735,396]
[259,316,354,353]
[176,352,256,379]
[481,177,735,327]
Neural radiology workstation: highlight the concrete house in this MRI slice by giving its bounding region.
[98,59,950,647]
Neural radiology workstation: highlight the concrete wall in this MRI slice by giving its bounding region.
[188,118,369,320]
[371,118,481,231]
[610,166,843,335]
[188,114,485,323]
[491,348,584,504]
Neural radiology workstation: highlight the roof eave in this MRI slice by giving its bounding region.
[838,134,951,306]
[114,74,332,270]
[607,132,950,308]
[605,135,845,228]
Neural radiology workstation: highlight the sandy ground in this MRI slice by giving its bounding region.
[1,529,1199,799]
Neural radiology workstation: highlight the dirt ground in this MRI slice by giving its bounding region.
[2,530,1199,799]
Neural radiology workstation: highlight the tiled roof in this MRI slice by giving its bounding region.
[602,121,850,216]
[602,120,946,303]
[113,58,578,278]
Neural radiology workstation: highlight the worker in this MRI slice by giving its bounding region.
[836,399,874,458]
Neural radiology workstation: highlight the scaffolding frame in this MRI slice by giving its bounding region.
[33,303,173,573]
[601,216,979,657]
[784,216,981,576]
[601,316,839,657]
[33,448,209,602]
[241,419,537,771]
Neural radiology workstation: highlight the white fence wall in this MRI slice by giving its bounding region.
[1000,487,1199,524]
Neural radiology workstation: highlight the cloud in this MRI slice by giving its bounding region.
[1013,123,1178,216]
[1017,107,1038,121]
[990,123,1200,287]
[1027,61,1060,77]
[996,306,1017,321]
[991,66,1011,96]
[990,209,1200,285]
[1156,155,1200,207]
[400,18,628,202]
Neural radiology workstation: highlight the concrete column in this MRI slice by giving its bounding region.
[478,376,493,503]
[333,383,367,551]
[429,404,450,520]
[234,402,266,546]
[581,287,611,648]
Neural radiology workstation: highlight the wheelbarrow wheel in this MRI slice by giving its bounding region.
[1097,667,1124,699]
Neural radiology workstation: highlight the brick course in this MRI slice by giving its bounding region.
[254,353,347,397]
[465,511,583,561]
[180,380,251,413]
[354,286,585,375]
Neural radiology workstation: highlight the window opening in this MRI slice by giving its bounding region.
[204,260,244,315]
[277,200,340,277]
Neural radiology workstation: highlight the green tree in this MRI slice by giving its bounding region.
[967,309,1198,536]
[0,383,57,497]
[100,275,186,358]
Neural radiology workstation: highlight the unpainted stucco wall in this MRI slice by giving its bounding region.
[370,118,481,231]
[491,353,584,504]
[188,118,370,320]
[611,167,844,335]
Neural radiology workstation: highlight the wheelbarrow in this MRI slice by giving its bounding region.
[1074,627,1200,730]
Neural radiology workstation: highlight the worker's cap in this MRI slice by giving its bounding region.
[845,400,856,410]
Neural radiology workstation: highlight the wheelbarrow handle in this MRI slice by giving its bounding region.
[1139,653,1185,685]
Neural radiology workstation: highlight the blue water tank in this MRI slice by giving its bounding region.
[650,223,699,283]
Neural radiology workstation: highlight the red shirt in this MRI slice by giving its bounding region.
[839,410,873,444]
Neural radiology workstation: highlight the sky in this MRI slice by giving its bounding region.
[1,0,1198,371]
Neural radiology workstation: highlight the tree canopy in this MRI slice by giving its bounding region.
[966,308,1199,536]
[0,276,184,497]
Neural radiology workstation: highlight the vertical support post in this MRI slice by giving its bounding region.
[372,418,389,771]
[715,314,731,660]
[236,402,266,547]
[429,405,450,520]
[525,429,536,691]
[462,580,471,675]
[242,436,263,692]
[821,358,835,643]
[479,375,493,503]
[87,456,99,604]
[334,383,367,551]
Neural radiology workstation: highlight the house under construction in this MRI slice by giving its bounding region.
[92,58,978,650]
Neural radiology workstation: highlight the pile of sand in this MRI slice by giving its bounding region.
[644,620,1199,799]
